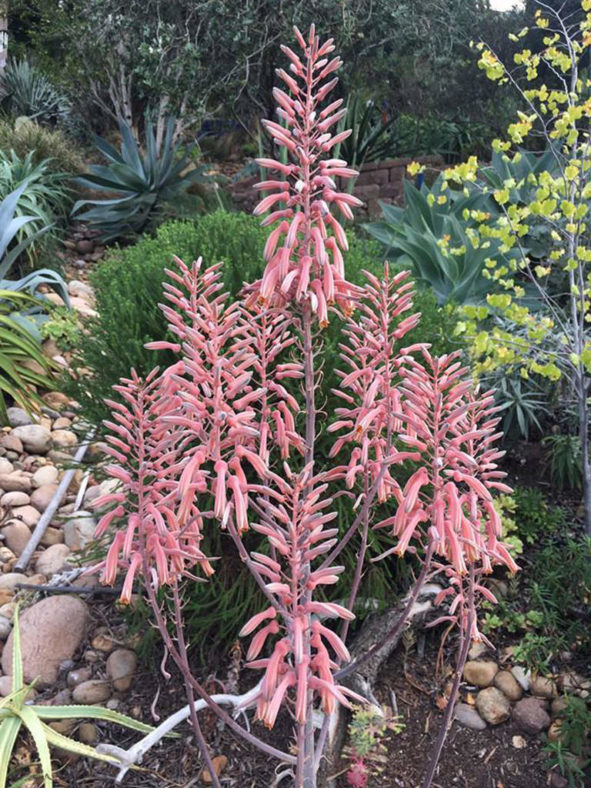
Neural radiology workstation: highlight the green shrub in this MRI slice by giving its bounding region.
[0,119,84,177]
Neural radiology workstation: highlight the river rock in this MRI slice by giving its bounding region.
[475,687,511,725]
[454,702,487,730]
[0,433,22,454]
[1,596,89,684]
[11,505,40,527]
[0,472,31,493]
[68,280,94,301]
[2,521,31,554]
[42,392,70,410]
[51,430,77,451]
[32,465,59,488]
[67,666,93,687]
[35,544,70,576]
[463,660,499,688]
[40,526,64,547]
[0,615,11,638]
[106,648,137,692]
[63,511,97,551]
[494,670,523,701]
[531,675,557,699]
[52,417,72,430]
[30,484,58,513]
[0,574,25,591]
[6,408,32,428]
[1,491,29,507]
[551,697,569,717]
[72,679,111,704]
[0,459,13,474]
[11,425,52,454]
[513,697,551,734]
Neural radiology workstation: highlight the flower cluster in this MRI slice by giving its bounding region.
[239,465,362,727]
[252,25,361,323]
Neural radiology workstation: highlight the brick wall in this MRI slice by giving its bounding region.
[230,154,444,217]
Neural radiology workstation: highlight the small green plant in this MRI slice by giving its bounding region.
[39,306,80,350]
[344,705,404,787]
[0,119,84,177]
[73,116,215,242]
[543,434,583,491]
[544,696,591,788]
[1,607,155,787]
[512,487,566,545]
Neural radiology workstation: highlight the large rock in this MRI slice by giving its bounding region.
[513,697,551,734]
[0,434,23,454]
[11,425,52,454]
[494,670,523,701]
[531,675,557,699]
[0,472,31,493]
[1,596,89,685]
[463,660,499,688]
[475,687,511,725]
[454,702,487,730]
[35,544,70,576]
[106,649,137,692]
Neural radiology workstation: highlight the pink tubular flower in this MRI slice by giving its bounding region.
[249,25,361,322]
[240,466,363,727]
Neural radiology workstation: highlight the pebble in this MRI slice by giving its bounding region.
[512,697,551,734]
[0,459,13,474]
[454,702,487,730]
[559,671,590,696]
[11,505,40,527]
[91,632,113,652]
[30,484,58,512]
[0,472,31,493]
[11,425,52,455]
[72,679,111,704]
[531,675,557,699]
[468,641,489,660]
[78,722,98,744]
[0,675,35,699]
[1,491,30,507]
[551,697,568,717]
[106,648,137,692]
[1,596,89,685]
[35,544,71,576]
[6,408,33,428]
[51,430,77,451]
[0,574,25,591]
[0,616,11,638]
[41,392,70,411]
[0,433,22,454]
[67,666,93,687]
[512,735,527,749]
[2,521,31,555]
[463,660,499,688]
[475,687,511,725]
[494,670,523,701]
[0,602,16,619]
[40,527,64,547]
[32,465,58,488]
[53,417,72,430]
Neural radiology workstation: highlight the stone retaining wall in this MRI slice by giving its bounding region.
[231,154,444,217]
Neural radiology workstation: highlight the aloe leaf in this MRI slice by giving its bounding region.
[32,705,156,734]
[0,717,22,788]
[11,607,23,694]
[16,707,53,788]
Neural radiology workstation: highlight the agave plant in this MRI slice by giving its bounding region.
[365,175,512,304]
[73,116,215,242]
[0,59,71,127]
[0,607,156,788]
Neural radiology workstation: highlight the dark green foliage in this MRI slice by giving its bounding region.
[544,695,591,788]
[64,211,268,424]
[543,434,583,490]
[511,487,566,545]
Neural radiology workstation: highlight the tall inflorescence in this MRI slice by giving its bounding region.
[252,24,360,324]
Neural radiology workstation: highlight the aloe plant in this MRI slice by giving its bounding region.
[73,116,214,242]
[0,607,156,788]
[0,59,71,127]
